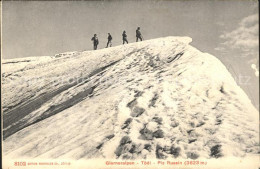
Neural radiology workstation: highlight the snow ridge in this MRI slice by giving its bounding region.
[2,36,259,159]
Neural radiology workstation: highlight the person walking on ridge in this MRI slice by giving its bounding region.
[136,27,143,42]
[91,34,99,50]
[122,31,128,44]
[106,33,112,48]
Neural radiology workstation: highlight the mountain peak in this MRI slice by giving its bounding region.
[2,36,258,159]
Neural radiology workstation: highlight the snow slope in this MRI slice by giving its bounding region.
[2,37,259,160]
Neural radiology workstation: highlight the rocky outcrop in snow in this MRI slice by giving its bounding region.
[2,37,259,159]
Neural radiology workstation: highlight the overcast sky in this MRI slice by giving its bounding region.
[2,0,259,108]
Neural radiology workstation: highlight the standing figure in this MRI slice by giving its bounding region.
[91,34,99,50]
[122,31,128,44]
[106,33,112,48]
[136,27,143,42]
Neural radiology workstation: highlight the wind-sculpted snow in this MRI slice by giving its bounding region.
[2,37,259,159]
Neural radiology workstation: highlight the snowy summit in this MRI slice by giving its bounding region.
[2,36,259,159]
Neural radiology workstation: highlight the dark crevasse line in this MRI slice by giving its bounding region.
[3,59,122,140]
[3,85,97,140]
[2,60,31,64]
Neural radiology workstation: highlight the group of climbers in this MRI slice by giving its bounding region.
[91,27,143,50]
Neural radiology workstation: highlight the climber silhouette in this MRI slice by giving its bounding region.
[106,33,112,48]
[91,34,99,50]
[122,31,128,44]
[136,27,143,42]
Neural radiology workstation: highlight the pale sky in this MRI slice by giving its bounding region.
[2,0,259,108]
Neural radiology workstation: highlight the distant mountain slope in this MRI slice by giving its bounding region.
[2,37,259,159]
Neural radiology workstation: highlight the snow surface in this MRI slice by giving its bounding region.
[2,36,259,160]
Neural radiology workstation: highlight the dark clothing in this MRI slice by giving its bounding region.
[91,36,99,50]
[108,34,112,41]
[93,44,98,50]
[136,29,141,37]
[122,33,128,44]
[122,32,127,39]
[123,38,128,44]
[91,37,99,45]
[136,36,142,42]
[107,40,112,48]
[136,29,142,42]
[107,35,112,47]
